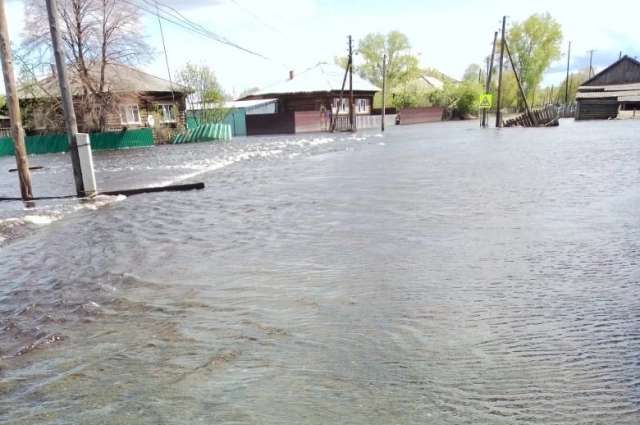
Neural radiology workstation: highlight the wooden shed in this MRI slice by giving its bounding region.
[576,55,640,120]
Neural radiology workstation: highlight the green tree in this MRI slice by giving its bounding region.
[354,31,420,89]
[391,80,431,108]
[237,87,260,99]
[554,67,590,104]
[175,62,229,125]
[507,13,563,104]
[429,80,483,117]
[333,55,349,70]
[462,63,485,83]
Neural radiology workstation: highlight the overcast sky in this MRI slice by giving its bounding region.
[3,0,640,96]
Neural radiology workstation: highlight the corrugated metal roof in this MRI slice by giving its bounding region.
[19,63,188,99]
[618,95,640,102]
[576,90,640,99]
[225,99,278,109]
[249,64,380,97]
[578,82,640,91]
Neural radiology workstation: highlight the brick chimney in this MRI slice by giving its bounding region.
[289,70,295,80]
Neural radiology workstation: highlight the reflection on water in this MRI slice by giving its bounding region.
[1,121,639,424]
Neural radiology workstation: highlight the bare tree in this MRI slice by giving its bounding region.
[17,0,154,132]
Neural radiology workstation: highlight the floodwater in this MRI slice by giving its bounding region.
[1,119,639,424]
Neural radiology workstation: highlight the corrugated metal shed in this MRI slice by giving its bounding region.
[248,64,380,97]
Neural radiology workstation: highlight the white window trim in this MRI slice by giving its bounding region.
[119,104,141,125]
[357,98,368,113]
[158,104,176,123]
[333,98,348,114]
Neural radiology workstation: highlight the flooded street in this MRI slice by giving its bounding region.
[1,119,639,424]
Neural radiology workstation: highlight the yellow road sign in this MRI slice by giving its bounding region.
[478,94,492,108]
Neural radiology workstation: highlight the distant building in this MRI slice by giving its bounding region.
[240,63,380,115]
[237,64,380,135]
[576,55,640,120]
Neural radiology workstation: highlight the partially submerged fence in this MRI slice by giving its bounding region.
[396,107,445,125]
[172,123,232,144]
[0,129,154,157]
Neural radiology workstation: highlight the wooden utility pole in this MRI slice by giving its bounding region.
[587,49,596,78]
[564,41,571,105]
[482,31,498,128]
[0,0,32,199]
[348,35,355,131]
[46,0,85,197]
[495,16,506,128]
[381,53,386,132]
[504,39,536,125]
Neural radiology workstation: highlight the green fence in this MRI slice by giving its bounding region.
[187,110,246,137]
[172,123,232,144]
[0,129,154,157]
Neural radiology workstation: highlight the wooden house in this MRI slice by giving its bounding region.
[0,115,10,138]
[576,55,640,120]
[18,63,188,135]
[238,64,380,134]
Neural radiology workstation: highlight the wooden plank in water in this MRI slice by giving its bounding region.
[2,183,205,202]
[99,182,205,197]
[8,166,43,172]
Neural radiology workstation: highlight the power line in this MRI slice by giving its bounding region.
[123,0,269,59]
[155,0,174,103]
[228,0,289,40]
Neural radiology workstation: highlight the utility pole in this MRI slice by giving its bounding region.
[482,30,498,128]
[587,49,596,78]
[0,0,32,200]
[46,0,88,197]
[504,39,535,125]
[495,16,506,128]
[564,41,571,105]
[348,35,355,131]
[381,53,386,132]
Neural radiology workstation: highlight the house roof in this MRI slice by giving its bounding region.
[18,62,188,99]
[579,55,640,87]
[243,64,380,98]
[578,82,640,91]
[576,89,640,99]
[225,98,278,109]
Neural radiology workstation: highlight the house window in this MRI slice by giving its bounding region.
[158,104,176,123]
[33,110,46,130]
[334,98,347,113]
[119,104,141,124]
[357,98,368,113]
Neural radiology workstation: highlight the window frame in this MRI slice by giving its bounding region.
[334,98,347,114]
[357,98,368,113]
[158,103,176,123]
[119,104,141,125]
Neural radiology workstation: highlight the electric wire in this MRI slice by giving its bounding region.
[228,0,289,40]
[122,0,269,59]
